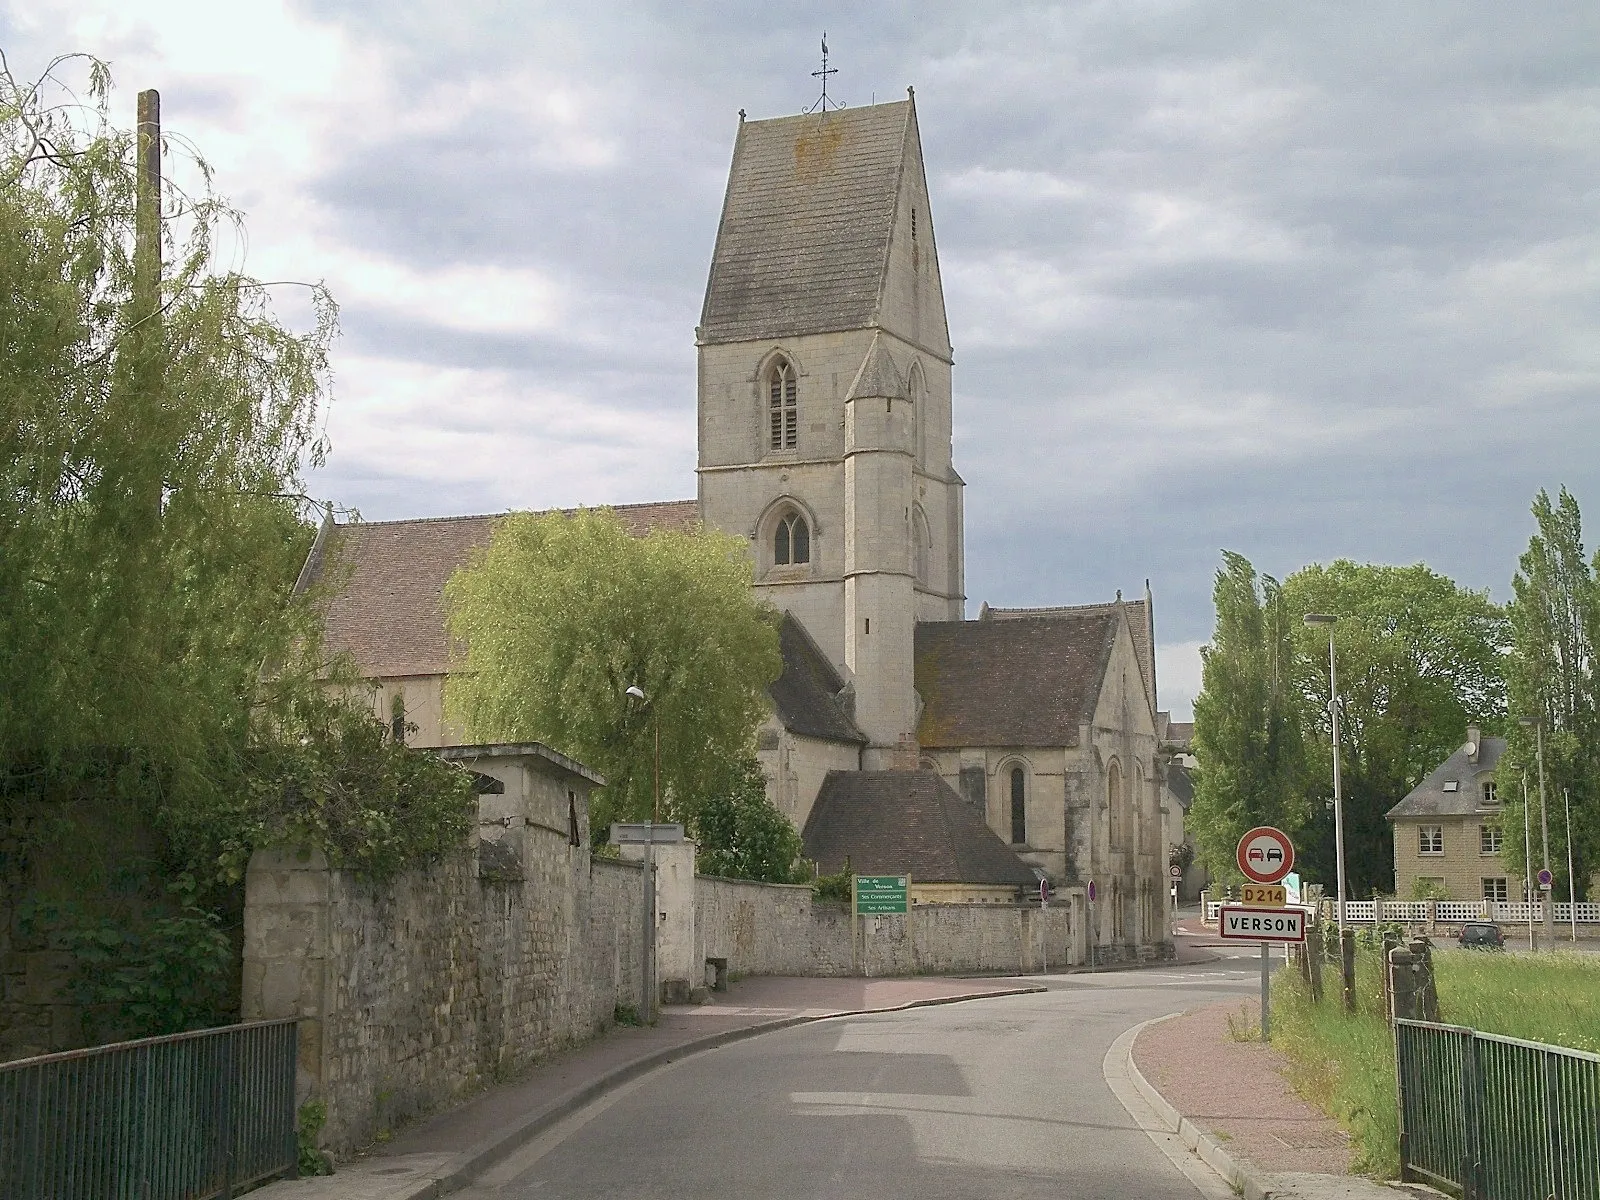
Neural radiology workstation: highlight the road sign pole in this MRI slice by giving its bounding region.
[1260,943,1271,1041]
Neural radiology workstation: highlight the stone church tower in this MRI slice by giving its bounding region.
[696,95,964,767]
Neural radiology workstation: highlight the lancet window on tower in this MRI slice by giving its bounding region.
[768,358,797,450]
[774,510,810,566]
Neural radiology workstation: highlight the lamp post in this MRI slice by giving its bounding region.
[625,685,659,1019]
[1519,716,1553,947]
[1304,614,1346,934]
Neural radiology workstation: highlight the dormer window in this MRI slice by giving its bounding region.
[774,511,810,565]
[768,358,797,450]
[1481,780,1498,806]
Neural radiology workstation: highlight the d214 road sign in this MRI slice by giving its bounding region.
[1236,826,1295,885]
[1218,905,1306,943]
[855,875,909,915]
[1240,883,1287,907]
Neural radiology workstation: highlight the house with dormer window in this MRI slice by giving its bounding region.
[1386,727,1520,902]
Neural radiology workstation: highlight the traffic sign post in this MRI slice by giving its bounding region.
[1234,827,1298,1041]
[852,875,909,978]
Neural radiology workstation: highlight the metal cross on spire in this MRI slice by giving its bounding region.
[804,33,843,114]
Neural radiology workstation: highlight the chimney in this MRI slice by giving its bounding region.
[1466,726,1481,763]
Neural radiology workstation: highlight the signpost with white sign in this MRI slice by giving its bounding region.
[1232,827,1297,1041]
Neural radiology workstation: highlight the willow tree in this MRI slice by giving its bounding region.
[0,54,339,837]
[1189,552,1306,881]
[444,508,783,835]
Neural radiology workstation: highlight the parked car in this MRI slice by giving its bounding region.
[1457,921,1504,950]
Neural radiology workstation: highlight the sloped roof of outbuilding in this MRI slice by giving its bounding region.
[770,614,866,745]
[303,501,700,678]
[802,770,1039,886]
[699,101,912,344]
[914,612,1119,749]
[1387,737,1507,820]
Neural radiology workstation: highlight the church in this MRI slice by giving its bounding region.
[304,94,1176,959]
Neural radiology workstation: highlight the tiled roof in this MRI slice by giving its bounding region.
[770,613,866,744]
[699,101,911,344]
[914,612,1119,749]
[1387,737,1507,820]
[307,502,700,678]
[801,770,1039,886]
[983,598,1153,717]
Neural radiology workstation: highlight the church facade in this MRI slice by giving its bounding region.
[305,94,1175,959]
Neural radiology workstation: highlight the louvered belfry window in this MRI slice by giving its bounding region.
[769,359,797,450]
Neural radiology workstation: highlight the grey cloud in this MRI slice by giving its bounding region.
[274,1,1600,707]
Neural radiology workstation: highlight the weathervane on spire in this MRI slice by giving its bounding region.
[804,33,843,114]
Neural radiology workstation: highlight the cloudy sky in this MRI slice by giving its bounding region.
[7,2,1599,718]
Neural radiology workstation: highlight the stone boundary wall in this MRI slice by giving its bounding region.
[244,843,645,1155]
[689,872,1085,985]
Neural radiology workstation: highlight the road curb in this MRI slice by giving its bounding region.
[290,983,1047,1200]
[1121,1012,1282,1200]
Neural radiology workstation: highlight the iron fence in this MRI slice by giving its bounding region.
[0,1019,299,1200]
[1396,1018,1600,1199]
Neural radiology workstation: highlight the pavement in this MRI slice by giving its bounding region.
[252,915,1439,1200]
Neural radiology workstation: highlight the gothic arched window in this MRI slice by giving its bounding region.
[773,510,810,566]
[1009,765,1027,845]
[1107,761,1123,849]
[913,506,932,584]
[768,357,797,450]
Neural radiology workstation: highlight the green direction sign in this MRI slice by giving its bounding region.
[854,875,909,915]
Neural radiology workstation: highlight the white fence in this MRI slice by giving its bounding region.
[1204,899,1600,925]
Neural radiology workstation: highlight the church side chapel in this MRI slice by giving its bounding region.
[305,93,1175,961]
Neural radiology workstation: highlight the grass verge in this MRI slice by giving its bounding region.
[1268,943,1600,1178]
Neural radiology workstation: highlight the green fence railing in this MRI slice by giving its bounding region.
[1396,1018,1600,1200]
[0,1018,299,1200]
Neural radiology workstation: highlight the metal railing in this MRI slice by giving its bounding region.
[1396,1018,1600,1200]
[0,1019,299,1200]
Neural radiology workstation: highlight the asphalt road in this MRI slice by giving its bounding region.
[460,953,1264,1199]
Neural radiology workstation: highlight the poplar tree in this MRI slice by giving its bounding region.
[1500,488,1598,898]
[1189,552,1306,880]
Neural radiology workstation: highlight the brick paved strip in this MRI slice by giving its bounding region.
[1132,999,1352,1177]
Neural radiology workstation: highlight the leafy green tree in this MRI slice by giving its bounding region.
[0,54,333,837]
[0,56,476,1043]
[1499,488,1598,899]
[1282,561,1506,898]
[1190,552,1306,880]
[444,508,783,835]
[691,755,806,883]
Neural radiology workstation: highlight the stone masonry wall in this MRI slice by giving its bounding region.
[692,871,1082,983]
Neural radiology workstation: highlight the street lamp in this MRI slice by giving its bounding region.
[1519,716,1553,947]
[625,684,661,1020]
[625,685,661,823]
[1304,614,1346,934]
